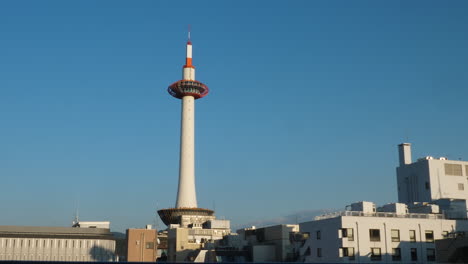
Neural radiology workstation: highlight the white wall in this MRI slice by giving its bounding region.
[299,215,468,263]
[0,237,115,261]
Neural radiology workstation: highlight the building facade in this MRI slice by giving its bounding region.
[0,223,115,261]
[167,219,231,262]
[237,224,301,262]
[299,201,468,263]
[126,226,157,262]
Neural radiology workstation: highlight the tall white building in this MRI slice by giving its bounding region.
[299,201,468,263]
[396,143,468,218]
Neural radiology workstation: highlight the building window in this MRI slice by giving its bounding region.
[369,229,380,242]
[409,230,416,242]
[342,247,355,260]
[425,230,434,243]
[427,248,435,261]
[341,228,354,241]
[391,229,400,242]
[371,248,382,261]
[317,248,322,257]
[411,248,418,261]
[458,183,464,191]
[145,242,154,249]
[445,163,463,176]
[316,230,321,240]
[392,248,401,261]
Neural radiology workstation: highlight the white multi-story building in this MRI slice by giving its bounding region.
[0,222,116,262]
[299,201,468,263]
[396,143,468,218]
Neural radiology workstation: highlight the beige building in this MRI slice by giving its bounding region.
[0,222,115,261]
[126,226,157,262]
[167,217,231,262]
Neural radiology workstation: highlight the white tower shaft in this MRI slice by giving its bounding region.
[176,95,197,208]
[175,40,198,208]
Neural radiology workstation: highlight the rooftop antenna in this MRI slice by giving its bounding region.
[72,199,80,227]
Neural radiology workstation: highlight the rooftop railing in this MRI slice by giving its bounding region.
[314,210,445,221]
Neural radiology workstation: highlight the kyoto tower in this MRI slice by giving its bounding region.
[158,31,214,226]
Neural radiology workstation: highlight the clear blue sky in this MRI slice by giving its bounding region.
[1,1,467,232]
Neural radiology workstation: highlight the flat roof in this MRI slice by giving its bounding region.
[0,225,114,240]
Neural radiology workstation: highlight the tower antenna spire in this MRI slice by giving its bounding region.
[188,24,191,43]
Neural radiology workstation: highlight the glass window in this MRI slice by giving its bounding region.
[371,248,382,261]
[317,248,322,257]
[145,242,154,249]
[392,248,401,261]
[342,247,355,260]
[427,248,435,261]
[445,164,463,176]
[411,248,418,261]
[341,228,354,241]
[316,230,321,240]
[458,183,464,191]
[391,229,400,242]
[409,230,416,242]
[370,229,380,242]
[425,230,434,243]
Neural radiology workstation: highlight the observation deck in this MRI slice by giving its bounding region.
[157,207,214,226]
[168,80,209,99]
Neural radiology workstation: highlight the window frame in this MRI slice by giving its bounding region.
[411,248,418,261]
[425,230,434,243]
[392,248,401,261]
[369,229,381,242]
[426,248,435,261]
[409,230,416,242]
[391,229,400,242]
[317,248,322,258]
[371,247,382,261]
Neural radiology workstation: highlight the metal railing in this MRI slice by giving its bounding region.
[314,210,445,221]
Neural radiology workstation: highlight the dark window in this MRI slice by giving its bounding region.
[425,230,434,243]
[409,230,416,242]
[425,182,430,189]
[370,229,381,242]
[341,228,354,241]
[342,247,355,260]
[371,248,382,261]
[317,248,322,257]
[427,248,435,261]
[392,248,401,261]
[411,248,418,261]
[391,229,400,242]
[316,230,321,240]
